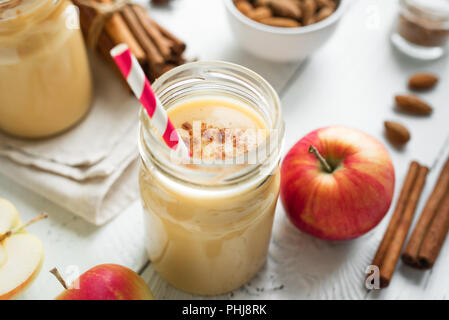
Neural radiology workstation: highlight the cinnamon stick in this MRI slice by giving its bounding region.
[121,5,165,72]
[161,63,177,74]
[417,192,449,269]
[131,5,174,60]
[148,63,177,82]
[369,161,420,271]
[96,0,146,63]
[97,20,134,91]
[402,156,449,268]
[379,164,428,288]
[77,3,132,91]
[146,15,186,54]
[367,161,429,289]
[75,2,106,41]
[74,0,186,86]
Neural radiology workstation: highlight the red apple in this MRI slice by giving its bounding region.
[55,264,154,300]
[280,126,395,240]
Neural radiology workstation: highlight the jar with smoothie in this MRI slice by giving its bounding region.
[139,61,284,295]
[0,0,92,138]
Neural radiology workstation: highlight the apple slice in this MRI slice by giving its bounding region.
[0,234,44,300]
[0,198,21,234]
[0,242,5,269]
[0,199,21,269]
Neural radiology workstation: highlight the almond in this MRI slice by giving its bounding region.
[384,121,411,145]
[395,95,433,115]
[259,17,301,27]
[316,6,334,22]
[316,0,337,9]
[247,6,273,21]
[301,0,317,25]
[235,0,253,15]
[266,0,302,19]
[254,0,270,6]
[408,73,438,91]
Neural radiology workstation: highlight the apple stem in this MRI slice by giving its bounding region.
[50,268,69,290]
[0,212,48,242]
[308,145,332,173]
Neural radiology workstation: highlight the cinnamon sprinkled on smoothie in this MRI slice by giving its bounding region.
[181,122,192,130]
[180,121,259,161]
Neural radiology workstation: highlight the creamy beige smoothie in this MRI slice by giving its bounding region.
[139,97,281,295]
[0,0,92,138]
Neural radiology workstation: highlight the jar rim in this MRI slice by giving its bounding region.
[401,0,449,22]
[138,60,284,188]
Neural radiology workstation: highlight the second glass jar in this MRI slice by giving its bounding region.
[0,0,92,138]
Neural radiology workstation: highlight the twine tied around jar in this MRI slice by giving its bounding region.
[75,0,132,50]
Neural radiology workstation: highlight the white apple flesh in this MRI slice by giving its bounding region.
[0,241,5,269]
[0,198,21,233]
[0,198,44,300]
[0,199,21,270]
[0,234,44,299]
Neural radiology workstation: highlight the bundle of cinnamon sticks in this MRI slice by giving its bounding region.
[367,161,428,288]
[368,156,449,288]
[402,157,449,269]
[73,0,186,86]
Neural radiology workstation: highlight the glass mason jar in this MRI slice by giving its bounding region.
[391,0,449,60]
[138,61,284,295]
[0,0,92,138]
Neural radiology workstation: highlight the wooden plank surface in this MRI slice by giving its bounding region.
[3,0,449,300]
[138,0,449,299]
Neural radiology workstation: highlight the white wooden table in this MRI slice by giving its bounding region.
[4,0,449,300]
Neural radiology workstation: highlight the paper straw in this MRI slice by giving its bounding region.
[110,43,189,159]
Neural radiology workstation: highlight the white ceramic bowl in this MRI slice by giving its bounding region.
[223,0,348,62]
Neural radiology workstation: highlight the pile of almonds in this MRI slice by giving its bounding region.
[234,0,339,28]
[385,73,438,146]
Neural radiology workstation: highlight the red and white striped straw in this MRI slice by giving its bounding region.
[110,44,189,159]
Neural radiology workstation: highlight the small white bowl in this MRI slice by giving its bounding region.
[224,0,348,62]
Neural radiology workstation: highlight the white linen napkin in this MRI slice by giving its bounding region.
[0,54,141,225]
